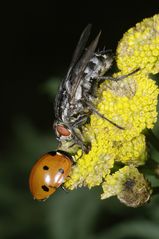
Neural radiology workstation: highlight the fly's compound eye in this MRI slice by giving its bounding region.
[29,151,73,201]
[55,124,71,137]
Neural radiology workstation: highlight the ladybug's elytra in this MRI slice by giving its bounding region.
[29,151,73,201]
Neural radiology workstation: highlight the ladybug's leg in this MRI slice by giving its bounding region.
[61,185,69,193]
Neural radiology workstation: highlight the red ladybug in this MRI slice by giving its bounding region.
[29,151,73,200]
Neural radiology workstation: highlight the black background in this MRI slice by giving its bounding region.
[2,0,158,150]
[1,1,159,239]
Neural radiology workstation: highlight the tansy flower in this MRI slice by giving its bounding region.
[91,71,158,142]
[63,14,159,207]
[116,14,159,75]
[101,165,152,208]
[115,134,147,166]
[64,134,116,189]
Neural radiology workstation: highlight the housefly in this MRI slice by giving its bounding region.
[53,25,138,153]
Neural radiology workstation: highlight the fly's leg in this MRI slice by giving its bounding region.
[84,98,124,130]
[71,116,91,156]
[71,115,88,128]
[83,68,140,129]
[97,68,140,82]
[71,127,90,153]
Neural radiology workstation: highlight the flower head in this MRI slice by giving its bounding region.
[64,135,116,189]
[116,134,147,166]
[101,165,152,207]
[92,71,158,142]
[117,14,159,75]
[63,14,159,207]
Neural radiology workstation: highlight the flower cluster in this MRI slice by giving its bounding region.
[116,14,159,75]
[101,165,152,207]
[64,14,159,207]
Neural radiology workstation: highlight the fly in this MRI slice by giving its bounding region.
[53,24,139,153]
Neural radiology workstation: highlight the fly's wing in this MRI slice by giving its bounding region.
[54,24,92,119]
[69,31,101,101]
[66,24,92,80]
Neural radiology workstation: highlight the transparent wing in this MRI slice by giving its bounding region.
[69,31,101,100]
[66,24,92,79]
[54,24,92,118]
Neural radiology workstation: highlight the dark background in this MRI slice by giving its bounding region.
[1,1,159,239]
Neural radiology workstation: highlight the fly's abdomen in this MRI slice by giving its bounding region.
[82,52,113,92]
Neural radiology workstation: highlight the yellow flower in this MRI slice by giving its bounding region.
[116,134,147,166]
[101,165,152,207]
[92,71,159,142]
[116,14,159,74]
[64,134,116,189]
[63,14,159,206]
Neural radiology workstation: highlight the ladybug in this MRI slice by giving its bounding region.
[29,151,73,201]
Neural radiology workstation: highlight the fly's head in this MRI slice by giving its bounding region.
[54,120,90,155]
[54,122,72,141]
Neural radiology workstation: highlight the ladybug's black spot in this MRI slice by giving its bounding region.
[43,165,49,170]
[48,151,57,156]
[42,185,49,192]
[57,150,73,162]
[58,168,64,174]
